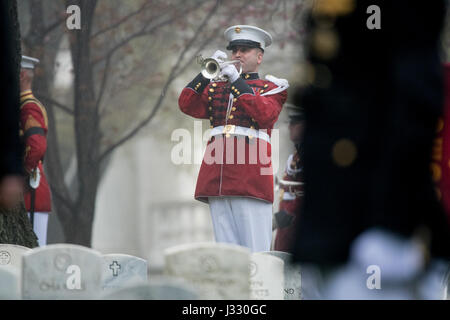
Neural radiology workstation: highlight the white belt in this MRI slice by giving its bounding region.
[283,192,297,200]
[210,125,271,144]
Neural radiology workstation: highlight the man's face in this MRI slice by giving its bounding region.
[230,46,263,74]
[289,121,304,144]
[20,69,32,90]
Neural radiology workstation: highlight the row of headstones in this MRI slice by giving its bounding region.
[0,242,301,300]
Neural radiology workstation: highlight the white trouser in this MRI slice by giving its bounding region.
[208,196,272,252]
[27,212,49,247]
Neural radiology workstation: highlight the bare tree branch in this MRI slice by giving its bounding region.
[99,0,222,162]
[42,16,66,37]
[91,1,206,66]
[35,94,74,116]
[90,0,152,40]
[95,54,112,111]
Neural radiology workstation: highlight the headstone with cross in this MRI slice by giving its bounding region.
[164,242,251,300]
[110,261,121,276]
[101,254,148,291]
[22,244,103,300]
[262,251,302,300]
[249,252,284,300]
[0,244,32,271]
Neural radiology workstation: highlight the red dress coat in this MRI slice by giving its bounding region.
[179,73,287,203]
[20,90,52,212]
[274,151,304,252]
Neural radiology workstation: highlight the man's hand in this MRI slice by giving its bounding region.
[210,50,227,63]
[220,64,239,83]
[0,175,24,209]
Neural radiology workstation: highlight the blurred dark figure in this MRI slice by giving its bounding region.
[293,0,450,299]
[0,0,38,247]
[437,63,450,229]
[273,104,305,253]
[0,1,23,206]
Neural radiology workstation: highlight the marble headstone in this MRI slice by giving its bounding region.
[102,254,148,291]
[22,244,103,300]
[262,251,302,300]
[249,253,284,300]
[164,242,251,300]
[0,266,20,299]
[0,244,32,270]
[443,268,449,300]
[102,277,198,300]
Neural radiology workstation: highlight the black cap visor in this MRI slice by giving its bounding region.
[226,39,263,51]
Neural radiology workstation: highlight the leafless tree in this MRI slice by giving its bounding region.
[21,0,301,246]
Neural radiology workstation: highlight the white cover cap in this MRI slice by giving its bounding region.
[21,55,40,69]
[224,25,272,51]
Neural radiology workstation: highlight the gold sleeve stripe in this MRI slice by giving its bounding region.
[20,93,34,102]
[20,89,32,97]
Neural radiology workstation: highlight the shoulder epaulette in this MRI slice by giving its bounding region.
[261,75,289,96]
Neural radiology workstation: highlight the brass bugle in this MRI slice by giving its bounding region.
[197,55,241,81]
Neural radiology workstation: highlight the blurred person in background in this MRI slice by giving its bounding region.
[292,0,450,299]
[19,55,52,247]
[273,104,305,253]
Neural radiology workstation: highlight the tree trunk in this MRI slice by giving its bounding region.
[64,0,100,246]
[24,0,71,243]
[0,0,38,248]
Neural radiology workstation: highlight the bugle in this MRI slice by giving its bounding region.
[196,54,242,81]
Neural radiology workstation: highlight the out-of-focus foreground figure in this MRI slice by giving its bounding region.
[293,0,450,299]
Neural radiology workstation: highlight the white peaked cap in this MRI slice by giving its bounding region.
[21,55,40,69]
[224,25,273,51]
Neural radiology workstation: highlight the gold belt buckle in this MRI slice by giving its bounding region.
[223,124,235,138]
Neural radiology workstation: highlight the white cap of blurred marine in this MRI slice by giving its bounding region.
[224,25,273,52]
[21,55,40,69]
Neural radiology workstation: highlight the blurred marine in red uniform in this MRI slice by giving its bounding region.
[19,55,51,246]
[179,25,288,252]
[273,105,305,253]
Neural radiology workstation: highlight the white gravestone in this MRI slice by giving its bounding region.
[0,244,32,270]
[22,244,103,300]
[262,251,302,300]
[102,277,199,300]
[0,266,20,299]
[102,254,148,291]
[164,242,251,300]
[249,253,284,300]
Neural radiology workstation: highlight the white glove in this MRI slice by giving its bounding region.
[210,50,227,63]
[220,64,239,83]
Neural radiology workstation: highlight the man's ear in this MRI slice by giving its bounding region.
[19,69,26,81]
[257,50,264,64]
